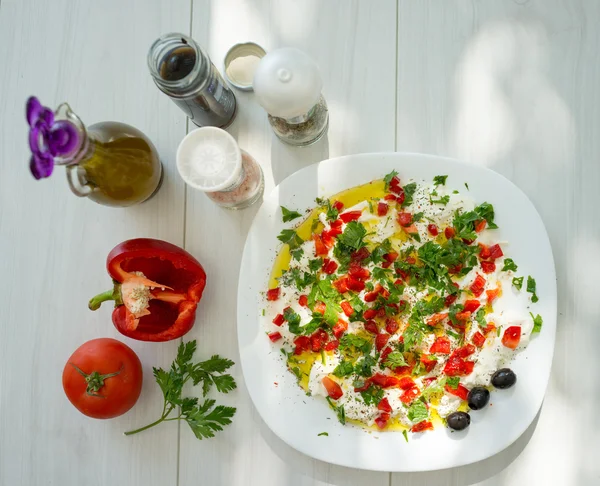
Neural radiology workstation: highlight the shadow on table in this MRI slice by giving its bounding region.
[270,133,330,186]
[254,401,540,485]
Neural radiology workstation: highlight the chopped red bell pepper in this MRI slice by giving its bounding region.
[322,258,339,275]
[322,376,343,400]
[333,277,350,293]
[397,376,415,390]
[411,420,433,433]
[350,247,370,262]
[266,288,281,301]
[313,234,329,256]
[475,220,487,233]
[364,320,379,335]
[314,301,327,315]
[332,319,348,339]
[347,277,366,292]
[445,383,470,400]
[445,293,458,307]
[486,286,501,304]
[420,354,437,372]
[463,299,481,313]
[339,211,362,223]
[427,312,448,326]
[472,331,486,347]
[388,176,402,194]
[89,238,207,342]
[293,336,310,355]
[363,309,378,320]
[332,200,344,212]
[324,339,339,351]
[470,274,486,297]
[502,326,521,349]
[374,412,391,429]
[478,243,491,260]
[371,373,399,388]
[298,295,308,307]
[379,346,393,365]
[454,344,476,358]
[488,244,504,260]
[272,314,285,326]
[444,227,456,239]
[384,194,398,202]
[310,329,329,351]
[398,212,412,227]
[375,332,391,351]
[268,331,282,343]
[348,263,370,280]
[340,301,354,317]
[377,202,389,216]
[385,318,399,334]
[430,336,451,354]
[377,397,393,413]
[481,261,496,274]
[400,386,420,404]
[427,224,439,236]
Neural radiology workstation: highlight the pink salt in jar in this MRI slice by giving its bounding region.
[176,127,264,209]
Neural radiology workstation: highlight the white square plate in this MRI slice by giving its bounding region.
[237,153,556,472]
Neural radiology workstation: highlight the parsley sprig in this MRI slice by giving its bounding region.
[125,341,236,440]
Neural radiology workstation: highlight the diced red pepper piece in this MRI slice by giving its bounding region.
[333,277,350,294]
[268,331,282,342]
[470,274,486,297]
[398,212,412,227]
[427,312,448,326]
[475,220,487,233]
[353,381,371,393]
[340,301,354,317]
[332,319,348,339]
[462,361,474,374]
[375,332,391,351]
[482,322,496,335]
[324,339,339,351]
[444,227,456,239]
[430,336,451,354]
[322,258,339,274]
[348,263,370,280]
[398,376,416,390]
[313,234,328,256]
[384,251,399,263]
[380,346,393,364]
[377,397,392,413]
[314,301,326,315]
[445,293,458,307]
[472,331,486,347]
[320,231,336,249]
[364,285,383,303]
[486,286,501,304]
[445,383,469,400]
[339,211,362,223]
[385,318,399,334]
[462,238,475,246]
[455,311,472,321]
[502,326,521,349]
[266,288,281,301]
[478,243,491,260]
[400,386,420,404]
[377,202,389,216]
[363,309,377,320]
[332,200,344,212]
[298,295,308,307]
[330,219,343,230]
[420,354,437,372]
[405,256,416,265]
[454,344,476,358]
[347,277,366,292]
[389,176,402,194]
[310,329,329,351]
[463,299,481,313]
[371,373,400,388]
[374,412,391,429]
[427,224,439,236]
[396,191,406,205]
[272,313,285,326]
[481,261,496,274]
[411,420,434,433]
[293,336,310,355]
[443,356,474,376]
[384,194,398,202]
[322,376,343,400]
[350,247,370,262]
[488,244,504,260]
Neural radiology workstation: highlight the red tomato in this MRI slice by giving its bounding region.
[397,212,412,227]
[444,227,456,239]
[293,336,310,354]
[427,224,439,236]
[430,336,451,354]
[266,288,280,301]
[389,176,402,194]
[62,338,142,419]
[272,314,284,326]
[322,376,343,400]
[454,344,476,358]
[470,274,486,297]
[489,244,504,260]
[481,261,496,274]
[268,331,282,342]
[364,285,383,302]
[400,386,420,404]
[298,295,308,307]
[475,220,487,233]
[377,202,389,216]
[396,191,406,205]
[333,277,350,294]
[502,326,522,349]
[472,331,486,347]
[375,412,391,429]
[384,251,399,263]
[332,200,344,211]
[339,211,362,223]
[340,301,354,317]
[348,264,370,280]
[445,383,469,400]
[427,312,448,326]
[375,333,391,351]
[310,329,329,351]
[463,299,481,313]
[377,397,393,413]
[411,420,434,433]
[371,373,399,388]
[455,311,472,321]
[385,318,399,334]
[351,247,371,262]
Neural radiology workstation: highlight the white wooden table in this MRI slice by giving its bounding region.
[1,1,598,485]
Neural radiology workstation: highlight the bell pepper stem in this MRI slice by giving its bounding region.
[89,281,123,310]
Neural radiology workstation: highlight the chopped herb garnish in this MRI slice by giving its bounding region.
[464,182,469,190]
[407,400,428,423]
[384,351,407,369]
[277,229,303,250]
[512,276,524,290]
[318,432,329,437]
[430,195,450,205]
[502,258,518,272]
[281,206,302,222]
[338,221,367,249]
[446,329,461,340]
[326,397,346,425]
[530,313,543,333]
[475,307,487,328]
[360,384,384,406]
[339,334,372,354]
[308,258,323,272]
[402,430,409,442]
[446,376,460,389]
[291,248,304,261]
[526,276,539,303]
[433,175,448,186]
[354,355,376,377]
[332,360,354,378]
[316,198,339,222]
[402,182,417,207]
[383,170,399,191]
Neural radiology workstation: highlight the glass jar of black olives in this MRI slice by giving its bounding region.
[148,33,237,128]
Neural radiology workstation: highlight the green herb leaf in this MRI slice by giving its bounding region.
[125,340,236,440]
[433,175,448,186]
[332,360,355,378]
[384,351,407,369]
[465,182,470,190]
[368,239,393,265]
[512,276,524,290]
[402,430,409,442]
[326,397,346,425]
[402,182,417,207]
[527,276,539,303]
[384,170,399,191]
[502,258,518,272]
[338,221,367,249]
[422,378,446,399]
[339,334,372,354]
[407,401,429,423]
[474,202,498,229]
[446,376,460,389]
[316,198,340,222]
[281,206,302,222]
[277,229,304,250]
[291,248,304,261]
[475,307,487,328]
[308,258,323,272]
[446,329,462,340]
[354,355,376,377]
[430,195,450,206]
[318,432,329,437]
[530,313,543,333]
[360,384,384,406]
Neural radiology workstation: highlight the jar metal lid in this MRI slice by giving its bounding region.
[224,42,267,91]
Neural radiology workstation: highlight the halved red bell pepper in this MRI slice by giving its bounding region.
[88,238,206,342]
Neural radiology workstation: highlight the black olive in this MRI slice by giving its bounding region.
[491,368,517,389]
[467,386,490,410]
[447,411,471,431]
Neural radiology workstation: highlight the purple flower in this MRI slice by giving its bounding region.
[26,96,79,179]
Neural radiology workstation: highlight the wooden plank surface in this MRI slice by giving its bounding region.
[393,1,599,485]
[178,1,396,485]
[0,1,189,485]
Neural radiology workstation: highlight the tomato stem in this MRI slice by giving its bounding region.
[70,363,123,397]
[88,281,123,310]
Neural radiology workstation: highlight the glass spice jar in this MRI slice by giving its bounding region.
[148,33,237,129]
[253,48,329,146]
[176,127,264,210]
